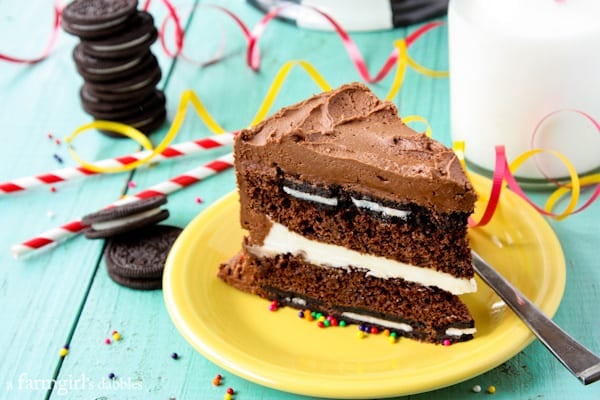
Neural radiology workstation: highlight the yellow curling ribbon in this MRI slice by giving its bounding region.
[453,140,467,172]
[406,54,449,78]
[385,39,449,101]
[251,60,332,126]
[402,115,433,137]
[65,90,226,174]
[508,149,581,219]
[385,40,408,101]
[65,121,154,173]
[545,173,600,214]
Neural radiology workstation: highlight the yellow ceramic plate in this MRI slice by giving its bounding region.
[164,173,565,398]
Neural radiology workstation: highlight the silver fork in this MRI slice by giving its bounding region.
[472,251,600,385]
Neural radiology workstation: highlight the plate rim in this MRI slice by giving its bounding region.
[163,173,566,398]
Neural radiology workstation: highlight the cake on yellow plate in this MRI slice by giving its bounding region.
[219,83,477,343]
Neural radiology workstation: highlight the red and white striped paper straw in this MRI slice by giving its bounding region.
[11,152,234,258]
[0,132,234,194]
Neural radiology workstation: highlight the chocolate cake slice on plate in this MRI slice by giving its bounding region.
[219,82,478,343]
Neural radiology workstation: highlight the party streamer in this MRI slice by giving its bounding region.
[458,144,599,228]
[1,0,447,89]
[0,0,63,63]
[178,4,447,83]
[65,90,226,174]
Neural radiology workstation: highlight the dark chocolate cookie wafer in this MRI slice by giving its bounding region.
[106,268,162,290]
[62,0,139,39]
[82,89,165,120]
[98,101,166,138]
[104,225,182,290]
[82,195,169,239]
[80,11,158,59]
[83,64,161,102]
[80,83,148,111]
[73,44,157,82]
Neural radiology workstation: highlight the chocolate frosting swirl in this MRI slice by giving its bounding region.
[236,82,476,213]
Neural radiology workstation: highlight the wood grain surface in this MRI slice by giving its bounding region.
[0,0,598,399]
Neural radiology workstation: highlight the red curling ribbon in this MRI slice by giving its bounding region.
[159,5,227,66]
[469,145,599,228]
[208,5,269,71]
[0,0,63,64]
[143,0,184,57]
[186,4,444,83]
[468,146,507,228]
[467,109,600,227]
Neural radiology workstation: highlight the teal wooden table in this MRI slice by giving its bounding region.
[1,1,598,399]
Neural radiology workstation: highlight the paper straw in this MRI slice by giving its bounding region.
[11,152,234,258]
[0,133,234,195]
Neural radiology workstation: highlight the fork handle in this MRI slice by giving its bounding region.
[472,251,600,385]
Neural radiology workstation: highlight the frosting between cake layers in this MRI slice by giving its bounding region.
[236,82,477,214]
[247,221,477,295]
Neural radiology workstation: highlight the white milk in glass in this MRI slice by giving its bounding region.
[448,0,600,178]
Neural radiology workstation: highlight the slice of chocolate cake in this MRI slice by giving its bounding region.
[219,83,478,344]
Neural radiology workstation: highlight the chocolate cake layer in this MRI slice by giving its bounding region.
[236,83,477,215]
[219,253,475,343]
[239,167,473,279]
[221,82,478,344]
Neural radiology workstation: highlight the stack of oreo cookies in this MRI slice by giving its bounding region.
[62,0,166,137]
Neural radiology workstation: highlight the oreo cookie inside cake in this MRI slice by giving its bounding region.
[219,82,478,343]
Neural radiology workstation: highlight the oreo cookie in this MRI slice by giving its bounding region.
[80,84,135,113]
[62,0,139,39]
[103,106,166,137]
[104,225,182,290]
[79,11,158,59]
[82,195,169,239]
[84,62,162,100]
[73,44,158,82]
[82,89,165,120]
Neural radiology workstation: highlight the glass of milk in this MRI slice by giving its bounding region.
[448,0,600,179]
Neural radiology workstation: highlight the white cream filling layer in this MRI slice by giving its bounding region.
[341,312,413,332]
[91,208,162,231]
[90,33,151,52]
[282,185,410,218]
[445,327,477,337]
[132,115,156,127]
[285,297,307,307]
[70,16,129,31]
[282,186,337,206]
[249,222,477,295]
[113,76,155,93]
[88,57,142,74]
[351,197,411,219]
